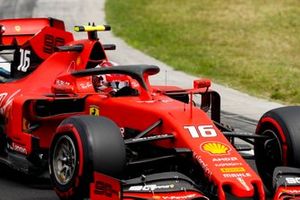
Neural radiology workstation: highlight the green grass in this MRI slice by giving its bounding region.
[106,0,300,104]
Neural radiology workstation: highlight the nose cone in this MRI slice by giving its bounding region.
[230,177,254,197]
[218,176,265,199]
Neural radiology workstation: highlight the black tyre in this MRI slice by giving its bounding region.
[254,106,300,192]
[49,115,126,200]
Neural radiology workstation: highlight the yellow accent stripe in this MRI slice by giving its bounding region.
[74,25,110,32]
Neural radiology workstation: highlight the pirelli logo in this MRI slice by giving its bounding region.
[220,167,246,173]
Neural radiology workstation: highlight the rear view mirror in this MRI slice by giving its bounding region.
[193,78,211,89]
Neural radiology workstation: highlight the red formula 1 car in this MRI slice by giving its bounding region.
[0,17,299,200]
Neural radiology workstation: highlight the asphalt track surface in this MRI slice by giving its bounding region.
[0,0,270,199]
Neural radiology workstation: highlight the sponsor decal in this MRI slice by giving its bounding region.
[201,142,231,155]
[128,184,175,191]
[159,99,173,103]
[79,82,93,89]
[136,100,156,103]
[184,125,217,138]
[194,154,212,178]
[161,194,198,200]
[212,157,238,162]
[76,56,81,65]
[55,79,71,86]
[8,142,27,155]
[213,156,242,167]
[15,25,21,32]
[0,89,21,115]
[94,181,118,198]
[128,134,171,143]
[152,196,161,200]
[286,177,300,184]
[223,173,251,178]
[278,189,300,199]
[215,162,242,167]
[281,189,300,194]
[0,92,8,110]
[220,167,245,173]
[89,106,99,116]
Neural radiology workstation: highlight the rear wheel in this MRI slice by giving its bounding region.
[254,106,300,192]
[49,115,126,200]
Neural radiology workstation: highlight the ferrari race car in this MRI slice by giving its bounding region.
[0,17,299,200]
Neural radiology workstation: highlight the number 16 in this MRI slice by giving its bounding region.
[184,125,217,138]
[17,49,31,72]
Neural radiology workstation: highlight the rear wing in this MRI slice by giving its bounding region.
[0,17,65,46]
[0,18,74,79]
[0,17,74,59]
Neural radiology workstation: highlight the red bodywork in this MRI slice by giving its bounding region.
[0,17,296,200]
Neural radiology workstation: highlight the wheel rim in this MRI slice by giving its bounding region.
[52,135,77,185]
[256,128,283,188]
[263,129,283,165]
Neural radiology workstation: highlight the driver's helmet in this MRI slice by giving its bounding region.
[92,61,132,93]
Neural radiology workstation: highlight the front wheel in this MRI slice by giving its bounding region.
[254,106,300,192]
[49,115,126,200]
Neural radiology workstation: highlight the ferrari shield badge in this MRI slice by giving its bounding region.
[89,106,99,116]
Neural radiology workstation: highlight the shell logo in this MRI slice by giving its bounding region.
[201,142,231,155]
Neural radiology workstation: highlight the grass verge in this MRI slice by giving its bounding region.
[106,0,300,104]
